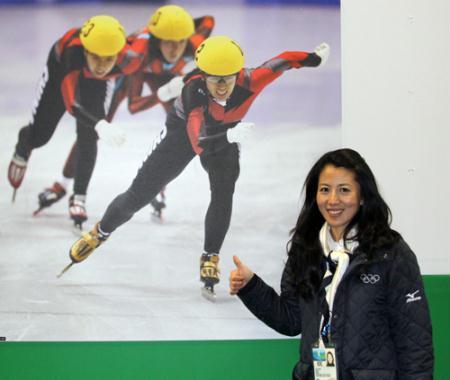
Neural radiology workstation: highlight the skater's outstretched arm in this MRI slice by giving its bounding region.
[127,71,162,114]
[128,73,187,114]
[243,43,330,94]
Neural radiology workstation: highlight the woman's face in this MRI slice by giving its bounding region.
[84,51,117,78]
[205,75,237,102]
[160,39,188,63]
[316,164,361,241]
[327,352,334,364]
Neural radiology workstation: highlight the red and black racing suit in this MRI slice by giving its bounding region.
[14,27,145,195]
[98,50,322,254]
[61,16,214,182]
[126,16,214,115]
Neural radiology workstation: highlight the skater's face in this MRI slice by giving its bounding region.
[205,75,237,102]
[316,164,361,241]
[160,39,188,63]
[84,51,118,78]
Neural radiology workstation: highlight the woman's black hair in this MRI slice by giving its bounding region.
[289,148,399,299]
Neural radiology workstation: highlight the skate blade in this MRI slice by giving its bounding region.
[201,286,216,302]
[32,207,44,216]
[57,262,74,278]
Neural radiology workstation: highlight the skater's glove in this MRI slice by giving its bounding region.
[226,122,255,144]
[95,120,126,147]
[315,42,330,67]
[157,76,184,102]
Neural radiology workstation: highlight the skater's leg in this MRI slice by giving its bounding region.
[34,142,76,214]
[16,51,65,155]
[139,76,174,220]
[62,141,77,179]
[73,124,98,196]
[34,182,67,215]
[100,126,195,233]
[199,143,240,296]
[64,76,116,184]
[69,77,109,227]
[68,125,195,265]
[9,49,65,190]
[201,143,240,253]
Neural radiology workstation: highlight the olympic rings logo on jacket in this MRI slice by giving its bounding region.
[360,273,380,284]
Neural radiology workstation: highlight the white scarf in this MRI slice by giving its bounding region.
[318,223,359,343]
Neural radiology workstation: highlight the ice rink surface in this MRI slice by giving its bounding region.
[0,2,341,341]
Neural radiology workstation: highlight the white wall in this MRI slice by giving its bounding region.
[341,0,450,274]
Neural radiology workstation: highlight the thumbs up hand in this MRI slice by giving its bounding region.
[229,255,254,295]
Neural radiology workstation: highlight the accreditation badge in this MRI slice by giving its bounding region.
[312,342,337,379]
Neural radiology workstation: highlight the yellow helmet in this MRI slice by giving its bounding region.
[195,36,244,76]
[80,15,126,56]
[148,5,194,41]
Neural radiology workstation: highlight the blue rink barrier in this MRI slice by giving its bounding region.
[246,0,339,5]
[0,0,164,4]
[0,0,339,5]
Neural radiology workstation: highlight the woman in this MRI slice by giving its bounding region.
[67,35,330,299]
[229,149,433,379]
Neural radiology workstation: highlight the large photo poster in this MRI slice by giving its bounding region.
[0,0,340,341]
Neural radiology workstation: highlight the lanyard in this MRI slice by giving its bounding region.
[318,262,333,348]
[318,251,349,347]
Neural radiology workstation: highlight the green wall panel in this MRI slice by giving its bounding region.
[0,275,448,380]
[423,275,450,380]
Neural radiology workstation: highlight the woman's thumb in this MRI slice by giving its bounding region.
[233,255,243,269]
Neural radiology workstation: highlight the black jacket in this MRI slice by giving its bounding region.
[238,238,433,379]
